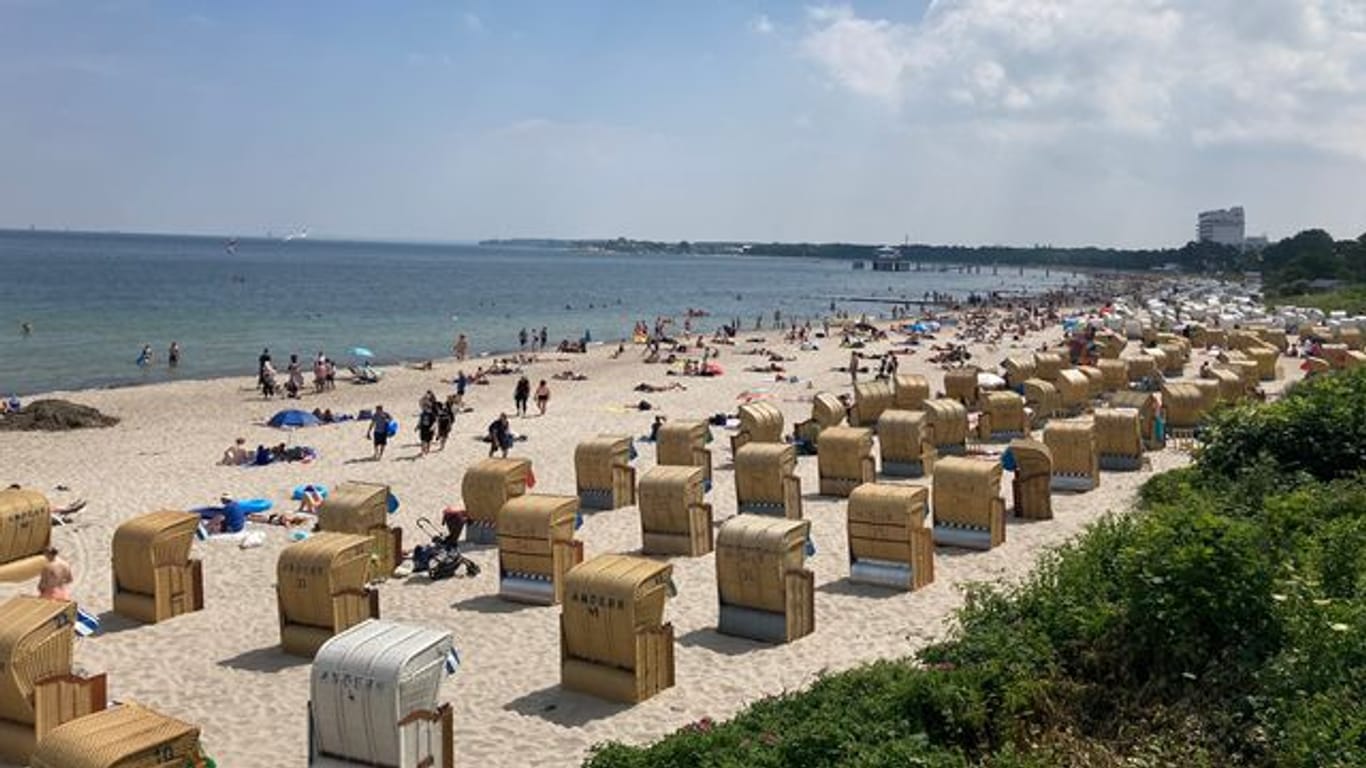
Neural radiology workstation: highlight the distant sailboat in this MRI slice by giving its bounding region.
[283,227,309,242]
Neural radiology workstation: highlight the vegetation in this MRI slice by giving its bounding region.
[1273,284,1366,315]
[585,368,1366,768]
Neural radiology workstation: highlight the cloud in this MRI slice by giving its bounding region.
[750,14,774,35]
[463,12,484,33]
[800,1,1366,158]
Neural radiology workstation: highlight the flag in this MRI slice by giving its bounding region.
[196,520,211,541]
[444,647,462,675]
[75,607,100,637]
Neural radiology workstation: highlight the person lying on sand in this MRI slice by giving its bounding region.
[248,510,317,528]
[552,370,588,381]
[634,382,686,393]
[745,363,786,373]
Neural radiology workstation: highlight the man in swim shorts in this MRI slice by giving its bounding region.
[367,405,391,460]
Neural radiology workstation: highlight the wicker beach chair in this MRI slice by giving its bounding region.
[1043,419,1099,492]
[277,532,380,658]
[816,426,876,497]
[931,457,1005,551]
[309,620,455,768]
[846,484,933,591]
[1076,365,1105,398]
[1106,391,1163,450]
[656,420,713,487]
[638,465,713,557]
[876,409,936,478]
[497,494,583,605]
[999,356,1037,391]
[923,398,968,456]
[1054,369,1091,415]
[561,555,675,703]
[1095,408,1143,471]
[1033,351,1066,382]
[28,702,207,768]
[893,373,930,411]
[1022,378,1062,427]
[943,367,980,408]
[1162,383,1209,435]
[793,392,846,451]
[976,391,1027,442]
[1126,354,1159,384]
[715,516,814,644]
[460,458,532,545]
[111,510,204,624]
[0,597,108,765]
[317,482,403,578]
[849,380,894,428]
[730,401,784,454]
[1008,439,1053,520]
[0,488,52,583]
[734,443,802,519]
[1096,358,1129,392]
[575,435,637,511]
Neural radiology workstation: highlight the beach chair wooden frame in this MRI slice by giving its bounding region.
[1043,420,1100,492]
[497,495,583,605]
[575,435,637,511]
[816,427,876,497]
[655,420,713,487]
[730,401,784,454]
[561,555,675,703]
[734,443,803,519]
[461,458,532,545]
[931,458,1005,551]
[1009,439,1053,520]
[277,532,380,659]
[846,484,933,591]
[715,516,814,644]
[638,466,714,557]
[0,488,51,584]
[0,597,108,766]
[28,701,205,768]
[111,510,204,624]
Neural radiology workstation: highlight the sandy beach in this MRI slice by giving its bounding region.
[0,307,1289,768]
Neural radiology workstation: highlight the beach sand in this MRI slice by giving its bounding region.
[0,317,1294,768]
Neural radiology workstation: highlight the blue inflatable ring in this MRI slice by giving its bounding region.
[235,498,273,514]
[387,420,399,437]
[292,484,329,501]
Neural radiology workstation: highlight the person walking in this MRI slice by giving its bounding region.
[513,376,531,417]
[366,405,392,460]
[436,396,455,450]
[417,404,436,457]
[535,379,550,415]
[454,369,468,405]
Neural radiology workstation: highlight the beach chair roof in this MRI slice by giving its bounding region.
[28,702,200,768]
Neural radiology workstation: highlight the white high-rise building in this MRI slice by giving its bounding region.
[1197,207,1245,246]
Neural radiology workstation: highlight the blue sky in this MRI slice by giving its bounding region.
[2,1,1364,247]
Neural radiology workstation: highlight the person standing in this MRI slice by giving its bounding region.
[519,327,528,351]
[513,376,531,417]
[287,354,304,398]
[168,341,181,368]
[849,350,860,385]
[137,344,153,368]
[258,348,272,392]
[37,547,73,601]
[535,379,550,415]
[261,359,278,399]
[453,334,469,361]
[539,326,548,350]
[454,370,468,405]
[366,405,391,460]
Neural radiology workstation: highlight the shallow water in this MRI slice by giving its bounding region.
[0,230,1077,395]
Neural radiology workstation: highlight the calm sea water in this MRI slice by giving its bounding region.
[0,231,1081,395]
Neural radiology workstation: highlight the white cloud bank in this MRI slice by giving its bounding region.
[802,1,1366,158]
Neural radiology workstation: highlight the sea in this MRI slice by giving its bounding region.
[0,230,1082,396]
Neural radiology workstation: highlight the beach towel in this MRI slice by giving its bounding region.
[75,606,100,637]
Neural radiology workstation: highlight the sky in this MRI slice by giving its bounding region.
[1,0,1364,247]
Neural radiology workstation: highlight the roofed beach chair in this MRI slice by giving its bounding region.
[575,435,637,511]
[1008,439,1053,520]
[976,391,1027,442]
[1094,408,1143,471]
[793,392,846,452]
[0,487,52,584]
[497,494,583,605]
[923,398,968,457]
[931,457,1005,551]
[1043,419,1099,492]
[561,555,675,703]
[715,516,814,644]
[877,409,936,478]
[655,420,713,488]
[730,401,784,455]
[111,510,204,624]
[277,532,380,658]
[846,484,933,591]
[28,702,209,768]
[734,443,802,519]
[943,367,980,408]
[638,465,713,557]
[816,426,876,497]
[317,481,403,578]
[849,380,894,429]
[893,373,930,410]
[460,458,532,544]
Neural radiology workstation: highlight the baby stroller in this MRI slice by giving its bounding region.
[412,509,481,580]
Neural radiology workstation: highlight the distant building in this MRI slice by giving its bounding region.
[1198,206,1245,246]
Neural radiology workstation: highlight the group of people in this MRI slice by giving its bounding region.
[257,349,338,399]
[512,375,551,417]
[518,326,550,351]
[136,341,181,368]
[416,390,458,456]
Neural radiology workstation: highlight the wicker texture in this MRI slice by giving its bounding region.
[932,457,1005,549]
[1034,352,1066,382]
[923,398,968,451]
[277,532,377,657]
[734,401,785,449]
[111,511,203,624]
[1076,365,1105,397]
[978,391,1027,439]
[1009,439,1053,520]
[1044,419,1099,490]
[1126,355,1158,382]
[816,426,876,497]
[1095,409,1143,459]
[846,484,933,591]
[850,380,894,428]
[1162,383,1208,429]
[943,367,980,407]
[28,702,201,768]
[638,466,713,556]
[893,374,930,410]
[575,435,637,510]
[561,554,674,703]
[1054,369,1090,410]
[734,443,802,518]
[0,488,50,583]
[715,515,810,616]
[1097,359,1129,391]
[461,458,532,529]
[999,356,1037,389]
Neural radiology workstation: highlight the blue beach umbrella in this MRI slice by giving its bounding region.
[268,409,320,428]
[351,346,374,359]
